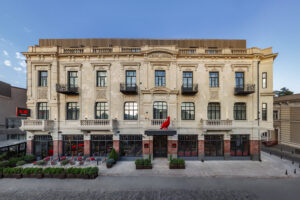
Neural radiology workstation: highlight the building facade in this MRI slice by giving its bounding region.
[273,94,300,149]
[21,39,277,160]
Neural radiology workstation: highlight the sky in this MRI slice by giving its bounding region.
[0,0,299,92]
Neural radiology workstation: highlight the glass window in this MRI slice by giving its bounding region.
[204,135,224,156]
[183,72,193,88]
[181,102,195,120]
[37,102,49,120]
[235,72,244,88]
[153,101,167,119]
[120,135,142,157]
[230,135,250,156]
[95,102,108,119]
[208,103,220,120]
[34,135,53,158]
[91,135,113,157]
[96,71,107,87]
[124,102,138,120]
[209,72,219,88]
[62,135,84,156]
[155,70,166,87]
[68,71,78,88]
[273,110,279,120]
[178,135,198,157]
[234,103,246,120]
[262,103,267,121]
[262,72,267,89]
[66,102,79,120]
[5,118,22,129]
[38,71,48,87]
[126,70,136,87]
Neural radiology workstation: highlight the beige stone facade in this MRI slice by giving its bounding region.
[21,39,277,160]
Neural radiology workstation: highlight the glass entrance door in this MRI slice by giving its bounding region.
[153,136,168,157]
[204,135,224,156]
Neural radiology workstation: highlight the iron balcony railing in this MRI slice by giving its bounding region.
[120,83,138,94]
[56,84,79,95]
[181,84,198,95]
[234,84,255,95]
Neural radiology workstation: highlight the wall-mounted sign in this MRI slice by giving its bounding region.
[16,107,30,117]
[144,143,149,148]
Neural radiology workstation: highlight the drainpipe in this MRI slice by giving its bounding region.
[257,60,261,161]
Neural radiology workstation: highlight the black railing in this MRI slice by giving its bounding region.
[181,84,198,95]
[234,84,255,95]
[56,84,79,95]
[120,83,138,94]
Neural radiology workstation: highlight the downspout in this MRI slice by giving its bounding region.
[257,60,261,161]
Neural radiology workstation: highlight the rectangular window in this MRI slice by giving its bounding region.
[62,135,84,156]
[262,103,267,121]
[126,70,136,87]
[262,72,267,89]
[91,135,113,157]
[155,70,166,87]
[66,102,79,120]
[96,71,107,87]
[38,71,48,87]
[208,103,220,120]
[68,71,78,88]
[209,72,219,88]
[178,135,198,157]
[119,135,142,157]
[182,72,193,88]
[235,72,244,88]
[95,102,108,119]
[230,135,250,156]
[153,101,167,119]
[234,103,246,120]
[37,102,49,120]
[5,118,22,129]
[181,102,195,120]
[273,110,278,120]
[124,102,138,120]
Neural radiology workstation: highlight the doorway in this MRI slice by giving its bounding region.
[153,135,168,157]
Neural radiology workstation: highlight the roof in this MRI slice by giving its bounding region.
[38,38,246,49]
[274,94,300,103]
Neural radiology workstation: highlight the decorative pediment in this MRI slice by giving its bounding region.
[146,49,176,58]
[141,86,179,95]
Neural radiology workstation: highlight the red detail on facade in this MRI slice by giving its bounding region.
[198,140,204,155]
[26,140,33,155]
[224,140,230,155]
[160,116,170,130]
[84,140,90,156]
[113,140,120,154]
[53,140,63,156]
[142,140,153,155]
[168,140,178,155]
[250,140,260,155]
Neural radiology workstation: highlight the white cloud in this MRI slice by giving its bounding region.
[13,67,22,72]
[3,50,8,56]
[4,60,11,67]
[19,60,26,68]
[16,52,25,60]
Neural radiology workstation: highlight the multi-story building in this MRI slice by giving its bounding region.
[273,94,300,149]
[21,38,277,160]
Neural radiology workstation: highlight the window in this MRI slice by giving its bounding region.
[91,135,113,156]
[62,135,84,156]
[181,102,195,120]
[5,118,22,129]
[38,71,48,87]
[230,135,250,156]
[182,72,193,88]
[37,102,49,120]
[209,72,219,87]
[95,102,108,119]
[262,72,267,89]
[208,103,220,120]
[234,103,246,120]
[124,102,138,120]
[153,101,167,119]
[262,103,267,121]
[120,135,142,157]
[68,71,78,88]
[235,72,244,88]
[66,102,79,120]
[126,70,136,87]
[273,110,279,120]
[155,70,165,87]
[96,71,107,87]
[204,135,224,156]
[178,135,198,157]
[34,135,53,158]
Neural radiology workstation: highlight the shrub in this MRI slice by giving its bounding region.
[178,159,185,166]
[23,155,36,163]
[108,149,118,161]
[3,167,23,175]
[143,159,151,166]
[23,168,43,175]
[0,152,8,161]
[60,160,69,166]
[66,167,82,175]
[0,161,9,168]
[16,160,26,166]
[81,167,98,175]
[0,167,3,174]
[135,159,143,166]
[170,158,178,166]
[37,160,47,166]
[8,157,22,167]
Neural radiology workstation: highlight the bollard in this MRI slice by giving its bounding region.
[201,159,204,162]
[292,160,294,165]
[294,169,296,174]
[270,151,271,155]
[281,155,282,159]
[285,170,288,175]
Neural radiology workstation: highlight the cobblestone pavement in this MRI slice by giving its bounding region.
[0,176,300,200]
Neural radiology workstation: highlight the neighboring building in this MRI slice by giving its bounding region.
[21,38,277,160]
[0,81,27,155]
[273,94,300,149]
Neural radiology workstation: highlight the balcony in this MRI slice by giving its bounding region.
[147,119,176,129]
[63,48,84,54]
[201,120,232,131]
[231,49,247,54]
[121,47,141,53]
[120,83,138,94]
[205,49,222,54]
[181,84,198,95]
[79,120,112,131]
[93,47,112,53]
[234,84,255,96]
[56,84,79,95]
[21,120,54,131]
[179,48,196,55]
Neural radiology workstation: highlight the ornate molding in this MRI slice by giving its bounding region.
[231,64,251,72]
[177,63,198,71]
[141,86,179,95]
[91,63,111,71]
[63,63,82,71]
[204,64,224,72]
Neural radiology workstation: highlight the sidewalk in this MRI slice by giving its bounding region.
[261,144,300,163]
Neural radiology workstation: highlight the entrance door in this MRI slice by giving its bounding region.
[153,136,168,157]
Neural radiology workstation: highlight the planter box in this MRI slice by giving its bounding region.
[22,174,43,178]
[89,174,98,179]
[77,174,89,179]
[52,174,65,179]
[143,165,152,169]
[106,163,113,168]
[169,165,185,169]
[3,174,22,178]
[178,165,185,169]
[43,174,52,178]
[136,165,144,169]
[66,174,77,178]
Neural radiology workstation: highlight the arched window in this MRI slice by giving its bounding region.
[207,103,220,120]
[153,101,167,119]
[234,103,246,120]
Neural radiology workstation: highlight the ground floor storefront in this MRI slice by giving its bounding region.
[26,132,260,160]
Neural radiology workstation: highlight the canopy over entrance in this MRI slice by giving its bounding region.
[145,129,177,136]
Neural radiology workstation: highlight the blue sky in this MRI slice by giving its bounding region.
[0,0,299,92]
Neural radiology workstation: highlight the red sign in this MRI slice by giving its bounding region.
[16,107,31,117]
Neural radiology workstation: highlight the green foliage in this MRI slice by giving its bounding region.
[135,158,151,166]
[108,148,118,161]
[60,159,69,166]
[43,167,65,175]
[16,160,26,166]
[169,158,185,167]
[143,159,151,166]
[3,167,23,175]
[135,159,143,166]
[0,167,3,173]
[23,168,43,175]
[274,87,294,97]
[80,167,98,175]
[0,152,8,161]
[0,161,9,168]
[66,167,82,175]
[36,160,47,166]
[8,157,23,167]
[178,158,185,166]
[23,155,36,163]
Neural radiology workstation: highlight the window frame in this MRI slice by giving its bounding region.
[155,70,166,87]
[125,70,136,87]
[262,72,267,89]
[96,71,107,87]
[234,102,246,120]
[37,102,49,120]
[66,102,79,120]
[235,72,244,88]
[68,71,78,88]
[262,103,267,121]
[181,102,195,120]
[182,71,193,88]
[207,102,220,120]
[209,72,219,88]
[153,101,168,119]
[124,102,138,120]
[38,71,48,87]
[95,102,109,119]
[273,110,279,120]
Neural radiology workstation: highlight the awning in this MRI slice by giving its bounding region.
[145,129,177,136]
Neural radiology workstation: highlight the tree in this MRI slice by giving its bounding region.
[274,87,294,97]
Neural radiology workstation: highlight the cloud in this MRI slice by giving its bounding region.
[3,50,8,56]
[13,67,22,72]
[4,60,11,67]
[16,52,25,60]
[19,60,26,68]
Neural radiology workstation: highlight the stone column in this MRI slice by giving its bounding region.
[250,140,260,161]
[142,138,153,160]
[84,140,91,156]
[53,140,63,156]
[26,139,33,155]
[198,140,204,160]
[224,140,231,160]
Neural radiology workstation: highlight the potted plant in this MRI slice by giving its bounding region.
[143,159,152,169]
[108,149,118,164]
[79,160,84,166]
[135,159,144,169]
[169,158,178,169]
[69,160,75,165]
[178,159,185,169]
[106,159,114,168]
[23,155,36,163]
[3,167,23,178]
[37,160,47,166]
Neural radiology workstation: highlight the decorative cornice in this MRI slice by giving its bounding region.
[141,87,179,95]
